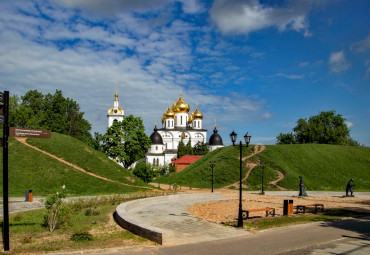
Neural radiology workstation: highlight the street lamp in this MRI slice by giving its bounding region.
[230,130,252,228]
[260,161,267,195]
[209,161,216,193]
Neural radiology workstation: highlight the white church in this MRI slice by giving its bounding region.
[107,89,224,167]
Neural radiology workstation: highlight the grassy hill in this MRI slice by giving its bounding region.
[159,144,370,192]
[250,144,370,191]
[157,145,253,189]
[0,133,152,196]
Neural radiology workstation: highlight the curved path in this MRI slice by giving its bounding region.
[15,137,154,190]
[224,145,266,189]
[115,193,248,245]
[269,169,287,190]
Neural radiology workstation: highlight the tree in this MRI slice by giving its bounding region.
[177,138,186,158]
[9,90,94,146]
[276,132,296,144]
[193,141,209,155]
[277,111,354,145]
[101,115,151,168]
[185,137,194,155]
[132,162,155,183]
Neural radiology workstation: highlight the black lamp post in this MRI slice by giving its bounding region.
[260,161,266,195]
[230,130,251,228]
[209,161,216,192]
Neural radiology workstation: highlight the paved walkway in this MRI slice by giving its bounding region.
[116,192,248,245]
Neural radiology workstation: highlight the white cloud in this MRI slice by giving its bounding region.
[350,34,370,53]
[262,112,273,120]
[276,73,305,79]
[329,51,350,73]
[299,62,309,67]
[345,121,354,128]
[210,0,312,36]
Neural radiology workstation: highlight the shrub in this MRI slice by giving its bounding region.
[70,231,93,242]
[43,185,70,232]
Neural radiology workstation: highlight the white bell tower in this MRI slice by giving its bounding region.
[107,84,124,127]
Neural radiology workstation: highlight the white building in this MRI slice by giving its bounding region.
[145,93,207,166]
[107,86,124,127]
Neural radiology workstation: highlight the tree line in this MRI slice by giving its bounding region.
[9,90,94,146]
[276,111,361,146]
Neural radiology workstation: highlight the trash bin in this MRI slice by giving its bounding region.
[283,200,293,215]
[25,190,33,202]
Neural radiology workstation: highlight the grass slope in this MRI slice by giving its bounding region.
[251,144,370,191]
[0,135,150,196]
[157,146,253,189]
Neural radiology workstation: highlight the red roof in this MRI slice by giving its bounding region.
[174,155,203,165]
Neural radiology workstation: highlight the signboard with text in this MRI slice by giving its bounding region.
[9,127,52,138]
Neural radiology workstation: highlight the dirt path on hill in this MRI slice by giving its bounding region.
[223,145,266,189]
[16,137,154,191]
[269,169,287,190]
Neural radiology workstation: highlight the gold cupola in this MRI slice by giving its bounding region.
[188,111,194,124]
[172,93,190,113]
[193,106,203,119]
[163,105,175,119]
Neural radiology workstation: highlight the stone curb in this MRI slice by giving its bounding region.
[115,195,178,245]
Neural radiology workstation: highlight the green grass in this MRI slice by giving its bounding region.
[225,209,370,231]
[0,195,153,253]
[157,145,254,189]
[251,144,370,191]
[244,165,279,190]
[0,136,151,196]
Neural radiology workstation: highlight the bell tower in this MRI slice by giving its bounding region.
[107,83,124,127]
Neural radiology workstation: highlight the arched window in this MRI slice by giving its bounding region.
[113,119,118,123]
[181,116,183,125]
[153,158,155,164]
[156,146,158,151]
[156,158,159,165]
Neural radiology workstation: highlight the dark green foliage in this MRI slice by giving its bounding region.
[185,137,194,155]
[133,162,155,183]
[100,115,151,168]
[177,138,186,158]
[277,111,356,145]
[193,141,209,155]
[276,132,296,144]
[71,231,93,242]
[9,90,94,146]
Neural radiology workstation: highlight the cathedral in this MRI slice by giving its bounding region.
[145,93,207,166]
[107,88,224,167]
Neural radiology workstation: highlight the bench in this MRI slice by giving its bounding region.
[242,208,276,219]
[296,204,324,214]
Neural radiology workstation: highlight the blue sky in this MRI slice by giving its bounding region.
[0,0,369,146]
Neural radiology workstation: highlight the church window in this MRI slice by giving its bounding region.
[156,158,159,165]
[153,158,155,164]
[113,119,118,123]
[181,116,183,125]
[156,146,158,151]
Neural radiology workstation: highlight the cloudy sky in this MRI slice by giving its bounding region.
[1,0,369,146]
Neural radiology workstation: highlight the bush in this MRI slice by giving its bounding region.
[70,231,93,242]
[133,162,155,183]
[43,185,70,232]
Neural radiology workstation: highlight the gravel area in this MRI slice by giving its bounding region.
[188,191,370,223]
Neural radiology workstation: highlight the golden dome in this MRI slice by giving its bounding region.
[193,106,203,119]
[188,112,194,124]
[163,105,175,119]
[172,94,190,113]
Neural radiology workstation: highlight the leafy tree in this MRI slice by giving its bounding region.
[9,90,93,146]
[277,111,355,145]
[193,141,209,155]
[185,137,194,155]
[276,132,296,144]
[101,115,151,168]
[177,138,186,158]
[132,162,155,183]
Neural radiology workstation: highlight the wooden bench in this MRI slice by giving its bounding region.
[296,204,324,214]
[242,208,275,219]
